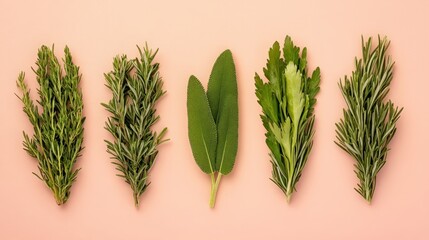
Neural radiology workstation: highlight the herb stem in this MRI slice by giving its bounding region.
[362,175,375,204]
[54,190,64,205]
[286,178,293,203]
[209,173,222,208]
[134,192,140,208]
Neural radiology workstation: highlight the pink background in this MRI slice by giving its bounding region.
[1,0,428,239]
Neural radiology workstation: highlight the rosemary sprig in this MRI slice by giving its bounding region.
[16,45,85,205]
[255,36,320,202]
[335,36,403,203]
[102,44,168,208]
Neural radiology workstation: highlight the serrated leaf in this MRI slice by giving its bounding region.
[263,42,284,98]
[299,47,308,72]
[283,36,300,65]
[255,73,279,123]
[285,62,305,137]
[255,36,320,202]
[187,76,217,174]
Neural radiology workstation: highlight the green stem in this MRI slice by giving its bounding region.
[134,191,140,208]
[362,175,375,204]
[285,178,293,203]
[209,173,222,208]
[365,190,372,205]
[54,191,64,205]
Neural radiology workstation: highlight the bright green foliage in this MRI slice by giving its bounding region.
[255,36,320,202]
[335,36,402,203]
[187,50,238,208]
[17,45,85,205]
[102,45,168,208]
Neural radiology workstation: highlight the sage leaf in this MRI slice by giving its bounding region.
[187,50,238,208]
[187,76,217,174]
[207,50,238,175]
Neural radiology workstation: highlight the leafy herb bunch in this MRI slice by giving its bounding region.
[335,36,403,203]
[17,45,85,205]
[255,36,320,202]
[103,44,168,208]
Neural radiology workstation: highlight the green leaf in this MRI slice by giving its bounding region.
[103,44,167,208]
[263,42,285,99]
[187,76,217,174]
[17,45,84,205]
[255,36,320,202]
[285,62,305,139]
[308,67,321,98]
[283,36,300,65]
[307,67,321,115]
[255,73,279,123]
[207,50,238,174]
[187,50,239,208]
[335,36,402,203]
[299,47,308,73]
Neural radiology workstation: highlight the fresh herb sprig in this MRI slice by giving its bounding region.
[102,44,168,208]
[255,36,320,202]
[187,50,238,208]
[335,36,403,203]
[17,45,85,205]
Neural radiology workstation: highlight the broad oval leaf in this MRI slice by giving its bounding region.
[187,76,217,174]
[206,50,238,175]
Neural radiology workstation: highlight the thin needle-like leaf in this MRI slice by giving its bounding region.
[103,44,168,208]
[335,36,403,203]
[17,45,85,205]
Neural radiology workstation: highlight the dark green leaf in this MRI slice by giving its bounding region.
[207,50,238,174]
[187,76,217,174]
[335,36,403,203]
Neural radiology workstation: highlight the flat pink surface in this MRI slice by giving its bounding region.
[1,0,428,239]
